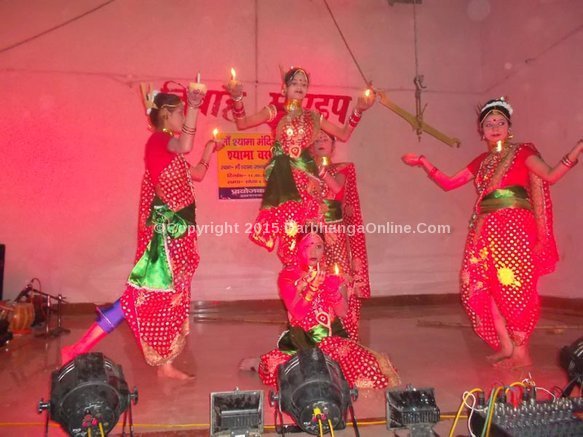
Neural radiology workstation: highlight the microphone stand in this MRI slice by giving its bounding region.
[31,289,70,338]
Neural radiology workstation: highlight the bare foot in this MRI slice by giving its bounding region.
[157,363,195,380]
[486,347,513,364]
[492,345,532,370]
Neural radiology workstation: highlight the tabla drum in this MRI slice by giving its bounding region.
[9,302,35,335]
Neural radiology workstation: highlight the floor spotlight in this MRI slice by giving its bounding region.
[38,352,138,436]
[386,385,440,437]
[210,388,264,436]
[270,347,357,435]
[560,336,583,397]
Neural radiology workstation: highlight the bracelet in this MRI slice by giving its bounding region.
[232,102,246,120]
[348,108,362,128]
[187,94,203,109]
[561,154,578,168]
[318,167,328,179]
[198,160,209,170]
[181,125,196,135]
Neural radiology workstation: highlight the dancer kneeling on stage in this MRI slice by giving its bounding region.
[61,87,223,380]
[258,229,400,389]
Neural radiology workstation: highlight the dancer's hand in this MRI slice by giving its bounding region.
[356,89,376,112]
[186,88,206,109]
[223,80,243,100]
[401,153,424,167]
[207,138,226,153]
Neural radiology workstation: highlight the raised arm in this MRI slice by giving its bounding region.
[168,89,204,154]
[525,140,582,184]
[189,138,225,182]
[320,91,376,142]
[223,79,270,130]
[402,153,474,191]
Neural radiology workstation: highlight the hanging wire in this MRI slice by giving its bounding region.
[0,1,116,55]
[412,0,427,140]
[322,0,370,86]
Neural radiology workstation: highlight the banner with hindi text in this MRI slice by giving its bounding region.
[216,132,273,200]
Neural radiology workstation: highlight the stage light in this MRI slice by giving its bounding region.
[559,336,583,397]
[270,348,357,436]
[38,352,138,436]
[386,385,440,437]
[210,388,263,437]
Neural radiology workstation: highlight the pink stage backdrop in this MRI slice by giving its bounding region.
[0,0,581,302]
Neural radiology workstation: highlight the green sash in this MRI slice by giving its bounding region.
[278,319,347,355]
[261,143,318,209]
[479,185,532,214]
[323,199,343,223]
[128,197,196,291]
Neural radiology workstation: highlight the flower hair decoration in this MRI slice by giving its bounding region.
[140,82,159,115]
[480,96,513,116]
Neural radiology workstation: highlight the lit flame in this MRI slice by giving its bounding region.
[212,128,219,139]
[333,263,340,275]
[364,89,371,97]
[230,68,236,81]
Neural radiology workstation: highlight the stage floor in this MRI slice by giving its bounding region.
[0,301,581,436]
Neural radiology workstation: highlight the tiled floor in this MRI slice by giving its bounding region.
[0,302,581,436]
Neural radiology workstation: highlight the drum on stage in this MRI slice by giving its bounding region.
[8,302,35,335]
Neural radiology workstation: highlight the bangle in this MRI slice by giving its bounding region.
[318,167,328,179]
[198,160,209,170]
[181,125,196,135]
[561,154,578,168]
[187,94,203,109]
[232,102,246,120]
[348,108,362,128]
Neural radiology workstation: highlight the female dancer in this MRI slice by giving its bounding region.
[402,97,582,368]
[258,230,400,389]
[61,87,223,379]
[309,131,371,341]
[224,67,374,262]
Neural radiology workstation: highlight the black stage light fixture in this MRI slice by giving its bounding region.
[270,347,357,435]
[560,336,583,397]
[386,384,440,437]
[210,388,264,437]
[38,352,138,437]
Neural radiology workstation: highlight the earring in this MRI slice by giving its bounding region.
[507,129,514,140]
[281,89,286,96]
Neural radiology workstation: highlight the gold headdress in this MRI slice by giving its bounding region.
[280,65,310,86]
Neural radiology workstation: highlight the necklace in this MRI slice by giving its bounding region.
[284,99,303,114]
[161,128,174,137]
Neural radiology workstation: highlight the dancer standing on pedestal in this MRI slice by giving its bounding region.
[402,97,583,369]
[224,67,374,263]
